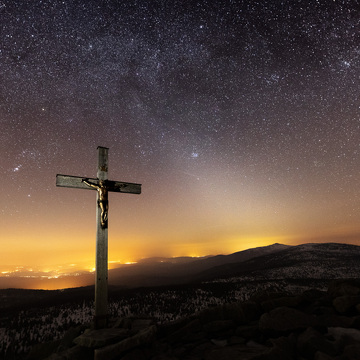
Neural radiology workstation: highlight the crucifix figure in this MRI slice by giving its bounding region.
[82,179,109,228]
[56,146,141,328]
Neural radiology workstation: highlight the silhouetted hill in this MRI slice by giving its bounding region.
[108,243,291,287]
[195,242,360,282]
[107,243,360,287]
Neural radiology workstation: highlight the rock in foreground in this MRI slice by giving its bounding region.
[28,279,360,360]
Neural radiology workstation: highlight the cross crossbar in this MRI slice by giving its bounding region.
[56,174,141,194]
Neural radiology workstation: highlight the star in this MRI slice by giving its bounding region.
[1,0,359,280]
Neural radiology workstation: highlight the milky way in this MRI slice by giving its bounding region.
[1,0,359,274]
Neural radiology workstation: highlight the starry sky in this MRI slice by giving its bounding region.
[1,0,359,287]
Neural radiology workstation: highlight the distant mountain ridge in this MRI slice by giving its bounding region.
[136,256,213,264]
[135,243,290,267]
[1,242,359,290]
[108,242,360,287]
[193,242,360,283]
[108,243,291,287]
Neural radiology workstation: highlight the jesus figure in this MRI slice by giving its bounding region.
[82,178,109,228]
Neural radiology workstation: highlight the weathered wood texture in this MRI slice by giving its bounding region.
[56,174,97,190]
[107,180,141,194]
[56,175,141,194]
[95,147,108,329]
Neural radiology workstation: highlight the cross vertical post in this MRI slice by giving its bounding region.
[56,146,141,329]
[95,146,109,329]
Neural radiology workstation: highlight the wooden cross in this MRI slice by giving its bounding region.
[56,146,141,328]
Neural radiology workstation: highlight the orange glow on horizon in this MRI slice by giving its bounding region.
[2,194,360,290]
[2,225,360,271]
[1,233,360,290]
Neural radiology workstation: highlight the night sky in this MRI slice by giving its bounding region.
[1,0,359,287]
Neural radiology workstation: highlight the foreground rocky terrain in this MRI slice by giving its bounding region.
[28,278,360,360]
[2,243,360,359]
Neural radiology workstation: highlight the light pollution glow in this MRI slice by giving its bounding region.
[2,1,359,289]
[2,159,360,290]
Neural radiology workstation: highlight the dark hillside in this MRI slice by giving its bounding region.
[108,243,291,287]
[194,243,360,282]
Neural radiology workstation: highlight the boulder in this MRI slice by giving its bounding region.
[333,296,360,314]
[300,289,328,303]
[198,301,260,325]
[45,345,93,360]
[131,318,156,331]
[343,344,360,360]
[203,320,235,333]
[203,344,266,360]
[229,336,246,345]
[211,338,228,347]
[297,327,337,358]
[235,325,260,339]
[254,334,296,360]
[94,325,157,360]
[328,280,360,297]
[158,316,196,337]
[259,307,317,333]
[327,327,360,344]
[119,348,150,360]
[165,319,202,343]
[222,301,261,324]
[308,305,335,316]
[111,317,132,329]
[314,351,336,360]
[198,305,225,323]
[261,296,301,312]
[73,328,130,348]
[181,341,215,359]
[56,325,87,352]
[317,314,354,328]
[350,315,360,328]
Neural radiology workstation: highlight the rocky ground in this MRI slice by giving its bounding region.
[27,279,360,360]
